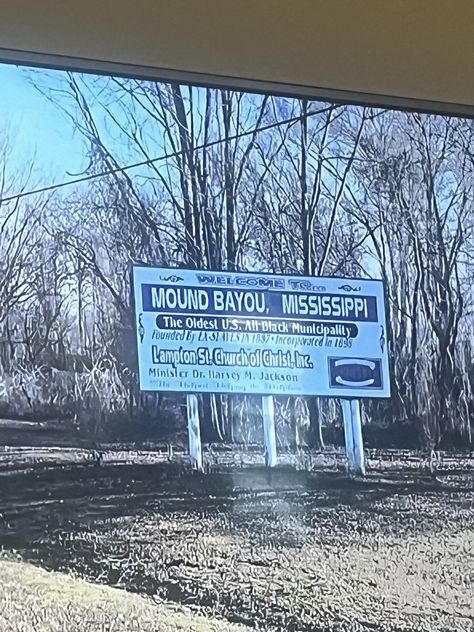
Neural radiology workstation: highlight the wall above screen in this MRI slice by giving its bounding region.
[0,0,473,117]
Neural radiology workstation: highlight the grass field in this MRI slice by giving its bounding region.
[38,480,472,631]
[0,558,246,631]
[0,450,473,631]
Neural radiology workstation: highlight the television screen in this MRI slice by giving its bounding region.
[0,61,472,632]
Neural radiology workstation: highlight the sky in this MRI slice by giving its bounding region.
[0,62,186,199]
[0,62,383,279]
[0,63,86,186]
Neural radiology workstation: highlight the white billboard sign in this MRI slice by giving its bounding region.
[132,266,391,398]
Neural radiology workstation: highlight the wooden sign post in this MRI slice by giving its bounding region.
[342,399,355,469]
[186,394,203,471]
[262,395,277,467]
[341,399,365,475]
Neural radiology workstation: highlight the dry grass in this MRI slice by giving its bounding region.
[0,559,248,632]
[104,510,473,631]
[2,458,473,631]
[55,480,473,632]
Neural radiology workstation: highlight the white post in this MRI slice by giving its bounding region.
[350,399,366,476]
[186,394,203,471]
[341,399,355,470]
[341,399,366,476]
[262,395,277,467]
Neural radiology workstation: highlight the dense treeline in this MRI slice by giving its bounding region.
[0,72,473,449]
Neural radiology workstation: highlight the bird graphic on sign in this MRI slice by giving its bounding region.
[138,314,145,344]
[160,275,183,283]
[379,325,385,353]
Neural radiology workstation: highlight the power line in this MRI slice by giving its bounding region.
[0,105,337,205]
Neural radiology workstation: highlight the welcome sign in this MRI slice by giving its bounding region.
[132,266,391,398]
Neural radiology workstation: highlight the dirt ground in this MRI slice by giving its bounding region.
[0,451,473,631]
